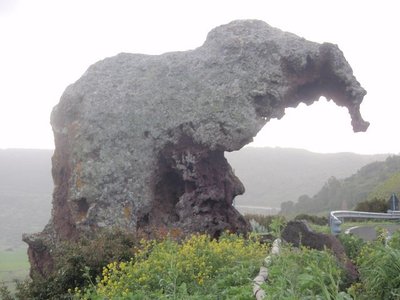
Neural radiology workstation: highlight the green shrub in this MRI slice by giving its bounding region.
[354,197,389,213]
[294,213,328,225]
[348,230,400,299]
[262,245,350,299]
[353,243,400,299]
[0,282,14,300]
[338,233,365,262]
[13,229,138,300]
[75,232,268,299]
[388,229,400,249]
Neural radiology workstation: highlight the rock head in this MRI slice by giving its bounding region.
[24,20,369,276]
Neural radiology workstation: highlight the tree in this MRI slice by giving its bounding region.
[354,197,389,213]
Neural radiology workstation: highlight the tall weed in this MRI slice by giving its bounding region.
[262,245,350,299]
[354,240,400,299]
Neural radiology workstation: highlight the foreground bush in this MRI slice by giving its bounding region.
[11,229,138,300]
[262,246,350,299]
[5,224,400,299]
[74,233,268,299]
[349,230,400,299]
[338,233,365,262]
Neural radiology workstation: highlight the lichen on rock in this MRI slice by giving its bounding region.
[24,19,369,276]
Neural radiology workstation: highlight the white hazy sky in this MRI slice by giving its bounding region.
[0,0,399,154]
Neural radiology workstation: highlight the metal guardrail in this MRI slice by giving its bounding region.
[329,210,400,234]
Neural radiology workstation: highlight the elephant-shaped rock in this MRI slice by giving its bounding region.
[24,20,368,276]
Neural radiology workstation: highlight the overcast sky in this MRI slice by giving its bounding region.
[0,0,399,154]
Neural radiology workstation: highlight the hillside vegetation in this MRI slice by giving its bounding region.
[226,147,387,208]
[281,155,400,215]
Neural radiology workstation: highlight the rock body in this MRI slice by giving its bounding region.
[282,220,358,281]
[24,20,369,276]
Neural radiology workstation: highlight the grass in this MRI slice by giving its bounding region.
[339,220,399,233]
[0,247,30,292]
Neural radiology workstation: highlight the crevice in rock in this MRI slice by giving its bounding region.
[137,213,150,227]
[76,198,89,221]
[152,170,184,223]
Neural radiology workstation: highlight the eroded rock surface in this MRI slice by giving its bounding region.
[24,20,369,276]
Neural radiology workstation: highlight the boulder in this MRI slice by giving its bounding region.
[24,20,368,276]
[282,220,358,281]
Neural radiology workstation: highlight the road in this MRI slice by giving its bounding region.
[345,224,400,241]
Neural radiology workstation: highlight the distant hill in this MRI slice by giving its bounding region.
[280,155,400,215]
[226,147,388,208]
[0,149,53,250]
[0,147,388,249]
